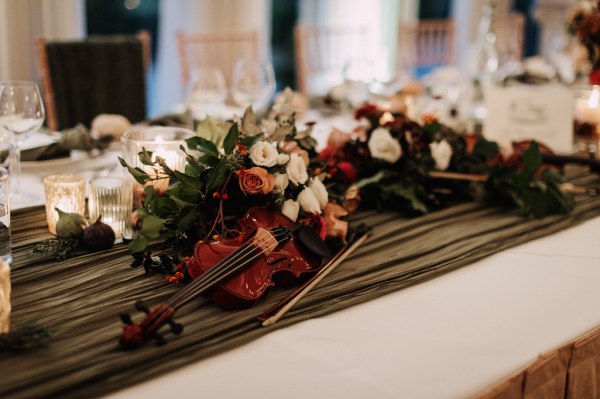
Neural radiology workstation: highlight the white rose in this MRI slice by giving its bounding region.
[273,173,289,194]
[276,153,290,165]
[368,127,402,164]
[297,187,321,214]
[429,139,453,171]
[308,177,328,210]
[281,199,299,222]
[249,142,278,167]
[286,153,308,186]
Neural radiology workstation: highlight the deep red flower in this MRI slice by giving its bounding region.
[590,68,600,85]
[337,161,357,183]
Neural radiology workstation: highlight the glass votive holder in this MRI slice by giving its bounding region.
[121,126,196,172]
[43,174,86,235]
[88,177,133,240]
[0,168,11,265]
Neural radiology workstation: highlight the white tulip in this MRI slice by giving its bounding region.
[297,187,321,215]
[273,173,289,194]
[429,139,453,171]
[368,127,402,164]
[249,142,278,167]
[286,153,308,185]
[281,199,299,222]
[308,177,328,210]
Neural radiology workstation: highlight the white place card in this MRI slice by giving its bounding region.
[483,85,574,153]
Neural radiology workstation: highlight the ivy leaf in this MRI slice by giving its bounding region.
[119,157,149,185]
[140,215,165,238]
[128,234,149,253]
[206,159,229,192]
[186,136,219,158]
[223,122,239,155]
[523,141,542,175]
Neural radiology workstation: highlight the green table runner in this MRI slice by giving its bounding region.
[3,168,599,398]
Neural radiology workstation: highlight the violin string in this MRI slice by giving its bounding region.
[167,229,289,309]
[166,228,290,310]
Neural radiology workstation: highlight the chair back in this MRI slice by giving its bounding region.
[177,31,260,90]
[398,19,455,75]
[36,32,150,131]
[294,25,369,95]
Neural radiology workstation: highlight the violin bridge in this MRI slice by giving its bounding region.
[253,228,278,256]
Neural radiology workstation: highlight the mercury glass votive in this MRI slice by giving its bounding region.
[43,174,86,235]
[88,177,133,240]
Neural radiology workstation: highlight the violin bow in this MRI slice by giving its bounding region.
[428,171,599,196]
[258,229,370,327]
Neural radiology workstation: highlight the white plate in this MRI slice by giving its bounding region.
[21,150,120,176]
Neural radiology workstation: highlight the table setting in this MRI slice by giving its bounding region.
[1,4,600,397]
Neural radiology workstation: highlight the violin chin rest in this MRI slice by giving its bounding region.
[296,225,332,259]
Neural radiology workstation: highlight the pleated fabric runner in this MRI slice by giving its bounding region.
[3,168,600,398]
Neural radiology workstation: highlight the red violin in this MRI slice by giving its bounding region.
[119,207,330,349]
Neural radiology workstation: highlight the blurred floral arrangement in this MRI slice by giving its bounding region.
[568,0,600,84]
[319,103,575,217]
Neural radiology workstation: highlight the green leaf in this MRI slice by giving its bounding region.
[119,157,149,185]
[541,167,564,183]
[223,123,239,155]
[195,116,229,149]
[198,153,220,167]
[128,234,149,253]
[186,136,219,158]
[239,134,263,147]
[138,148,154,166]
[173,170,200,192]
[384,183,428,214]
[206,159,229,192]
[356,171,387,189]
[523,141,542,175]
[175,206,200,231]
[140,215,165,238]
[472,139,500,160]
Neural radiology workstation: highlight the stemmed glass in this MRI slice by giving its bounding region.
[230,59,276,111]
[0,81,45,201]
[185,67,228,120]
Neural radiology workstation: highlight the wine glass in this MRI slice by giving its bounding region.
[185,67,228,120]
[230,59,276,111]
[0,81,45,200]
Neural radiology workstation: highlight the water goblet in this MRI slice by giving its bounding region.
[185,67,228,120]
[0,81,45,202]
[230,59,276,111]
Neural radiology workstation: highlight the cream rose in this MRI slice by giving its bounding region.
[286,153,308,186]
[276,153,290,165]
[281,199,300,222]
[273,173,289,194]
[308,177,328,210]
[249,142,278,167]
[237,167,275,195]
[429,139,453,171]
[297,187,321,214]
[368,127,402,163]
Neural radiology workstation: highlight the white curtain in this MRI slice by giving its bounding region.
[154,0,270,116]
[0,0,85,82]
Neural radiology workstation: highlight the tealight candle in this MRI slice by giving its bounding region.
[43,174,86,235]
[575,86,600,125]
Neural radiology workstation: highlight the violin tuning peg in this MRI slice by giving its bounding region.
[135,300,150,314]
[168,319,184,335]
[154,334,167,346]
[120,312,133,325]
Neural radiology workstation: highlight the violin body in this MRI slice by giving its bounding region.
[186,207,323,309]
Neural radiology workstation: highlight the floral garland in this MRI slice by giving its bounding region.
[568,0,600,84]
[319,103,575,217]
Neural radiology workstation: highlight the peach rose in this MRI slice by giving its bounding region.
[324,203,349,240]
[237,167,275,195]
[281,140,310,167]
[342,186,361,213]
